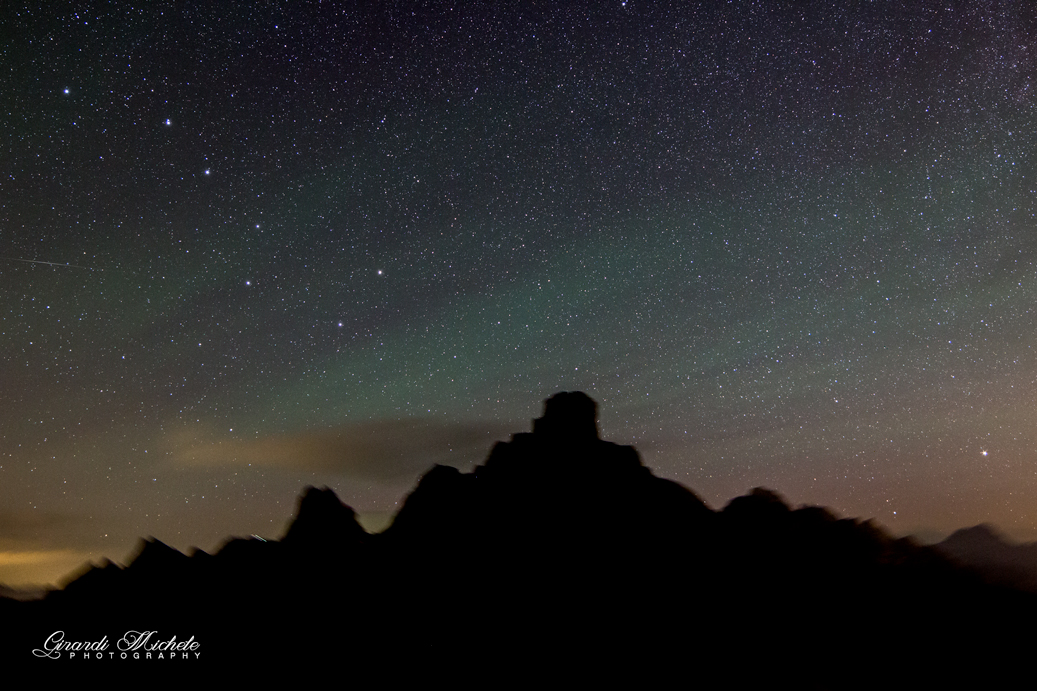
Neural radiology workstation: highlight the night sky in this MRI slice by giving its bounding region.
[3,0,1037,587]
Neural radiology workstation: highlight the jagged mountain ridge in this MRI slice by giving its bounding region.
[3,392,1035,685]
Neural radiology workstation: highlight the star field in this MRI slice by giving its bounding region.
[2,0,1037,586]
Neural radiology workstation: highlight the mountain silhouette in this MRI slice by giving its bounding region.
[936,524,1037,593]
[2,391,1035,686]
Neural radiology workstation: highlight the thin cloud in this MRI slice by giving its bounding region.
[0,511,80,541]
[170,418,517,480]
[0,549,84,567]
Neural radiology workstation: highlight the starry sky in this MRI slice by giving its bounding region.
[3,0,1037,587]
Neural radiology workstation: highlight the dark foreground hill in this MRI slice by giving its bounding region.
[2,392,1034,685]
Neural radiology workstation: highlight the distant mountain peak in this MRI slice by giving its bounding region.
[936,523,1037,593]
[944,523,1005,546]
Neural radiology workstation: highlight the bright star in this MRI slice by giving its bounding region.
[165,119,171,126]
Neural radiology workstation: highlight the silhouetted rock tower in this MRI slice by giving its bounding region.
[531,390,600,442]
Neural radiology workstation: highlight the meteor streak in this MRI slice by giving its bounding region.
[2,257,96,270]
